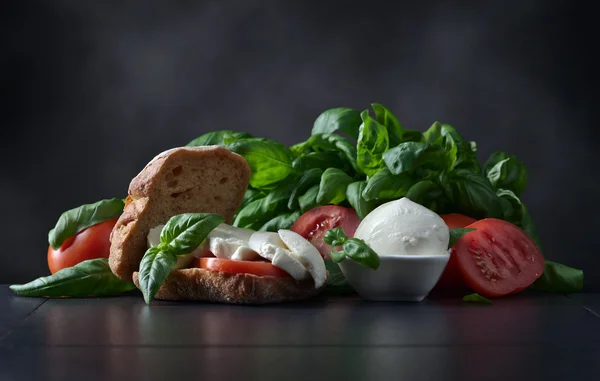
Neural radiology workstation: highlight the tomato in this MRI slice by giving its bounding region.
[290,205,360,259]
[434,213,478,291]
[193,258,291,278]
[47,217,118,274]
[453,218,544,297]
[441,213,477,229]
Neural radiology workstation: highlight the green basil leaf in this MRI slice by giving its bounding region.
[342,239,381,270]
[446,170,503,219]
[382,142,445,175]
[160,213,224,255]
[234,183,294,229]
[362,168,415,201]
[288,168,323,210]
[483,151,528,197]
[440,125,480,172]
[308,133,360,174]
[405,180,447,213]
[324,260,353,292]
[323,227,348,247]
[10,258,136,298]
[259,211,302,232]
[290,141,312,156]
[530,260,584,293]
[138,246,178,304]
[346,181,376,219]
[371,103,403,146]
[519,204,542,250]
[316,168,353,205]
[357,111,389,176]
[462,293,492,305]
[423,122,442,143]
[292,151,351,173]
[448,228,476,248]
[330,250,347,263]
[496,188,524,225]
[298,185,322,214]
[312,107,362,140]
[238,188,265,211]
[48,198,125,250]
[227,138,294,188]
[186,130,253,147]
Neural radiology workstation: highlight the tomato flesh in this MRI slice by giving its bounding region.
[291,205,360,259]
[193,257,291,278]
[454,218,544,297]
[434,214,478,290]
[47,217,118,274]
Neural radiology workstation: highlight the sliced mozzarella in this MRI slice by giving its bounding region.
[271,250,310,281]
[249,232,287,261]
[205,224,259,261]
[277,229,327,289]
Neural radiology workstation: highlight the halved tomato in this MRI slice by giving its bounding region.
[453,218,544,297]
[434,213,478,290]
[290,205,360,259]
[192,258,291,278]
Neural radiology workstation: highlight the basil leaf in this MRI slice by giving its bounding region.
[48,198,125,250]
[324,260,353,292]
[312,107,362,140]
[520,204,542,250]
[423,122,442,143]
[308,133,360,174]
[346,181,376,219]
[405,180,447,213]
[298,184,322,213]
[530,260,583,293]
[259,211,302,232]
[186,130,253,147]
[382,142,445,175]
[483,151,528,197]
[330,250,347,263]
[531,260,583,293]
[234,183,294,229]
[292,151,351,173]
[316,168,353,205]
[323,226,348,247]
[496,188,524,225]
[238,188,265,211]
[342,239,381,270]
[290,141,313,156]
[462,293,492,305]
[362,168,415,201]
[138,246,178,304]
[160,213,224,254]
[357,111,389,176]
[227,138,294,188]
[372,103,403,146]
[10,258,135,298]
[288,168,323,210]
[448,228,476,248]
[447,170,503,219]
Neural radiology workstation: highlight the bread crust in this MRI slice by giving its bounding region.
[109,146,251,282]
[132,268,325,304]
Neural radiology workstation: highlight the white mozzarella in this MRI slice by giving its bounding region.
[277,229,327,289]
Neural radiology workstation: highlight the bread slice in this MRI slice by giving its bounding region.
[132,268,325,304]
[109,146,251,282]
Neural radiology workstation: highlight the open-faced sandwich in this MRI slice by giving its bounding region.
[109,145,327,304]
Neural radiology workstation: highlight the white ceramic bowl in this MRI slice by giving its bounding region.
[338,253,450,302]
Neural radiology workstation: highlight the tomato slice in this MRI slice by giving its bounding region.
[47,217,118,274]
[434,214,478,290]
[192,258,291,278]
[453,218,544,297]
[291,205,360,259]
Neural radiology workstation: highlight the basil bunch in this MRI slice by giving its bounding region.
[186,104,583,293]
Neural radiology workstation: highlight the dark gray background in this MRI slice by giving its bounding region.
[2,0,598,289]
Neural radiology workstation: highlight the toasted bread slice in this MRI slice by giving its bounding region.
[109,146,251,282]
[132,268,325,304]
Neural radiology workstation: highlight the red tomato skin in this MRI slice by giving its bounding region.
[47,217,118,274]
[454,218,544,297]
[193,257,291,278]
[434,214,478,291]
[290,206,360,259]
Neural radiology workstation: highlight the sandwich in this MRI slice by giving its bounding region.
[109,145,327,304]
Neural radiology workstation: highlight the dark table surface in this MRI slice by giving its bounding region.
[1,285,599,381]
